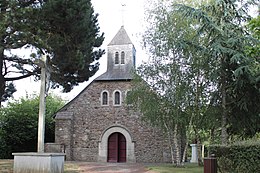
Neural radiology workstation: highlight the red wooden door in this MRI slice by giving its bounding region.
[118,133,126,162]
[107,132,126,162]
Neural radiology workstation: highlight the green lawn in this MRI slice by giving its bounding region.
[0,160,81,173]
[64,162,81,173]
[147,163,203,173]
[0,160,203,173]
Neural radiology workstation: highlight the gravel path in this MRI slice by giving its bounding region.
[77,162,158,173]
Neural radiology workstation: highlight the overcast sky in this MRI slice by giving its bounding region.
[6,0,259,104]
[11,0,147,103]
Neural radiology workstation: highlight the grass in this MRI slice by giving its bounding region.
[0,160,203,173]
[64,162,81,173]
[147,163,203,173]
[0,160,81,173]
[0,160,13,173]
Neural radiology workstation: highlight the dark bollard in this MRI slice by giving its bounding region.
[204,154,217,173]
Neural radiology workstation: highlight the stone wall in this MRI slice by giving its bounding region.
[55,80,171,163]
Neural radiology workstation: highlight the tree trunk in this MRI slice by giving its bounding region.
[173,124,181,166]
[0,47,5,107]
[221,88,228,145]
[221,58,228,145]
[182,112,194,164]
[197,139,202,166]
[163,120,175,164]
[181,133,188,166]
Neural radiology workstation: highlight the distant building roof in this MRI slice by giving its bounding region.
[108,26,132,46]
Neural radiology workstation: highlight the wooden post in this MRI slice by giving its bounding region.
[204,154,217,173]
[37,55,47,153]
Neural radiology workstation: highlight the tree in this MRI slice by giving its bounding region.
[130,0,259,167]
[0,0,104,106]
[227,15,260,139]
[175,0,260,144]
[247,15,260,57]
[0,94,65,158]
[128,0,214,165]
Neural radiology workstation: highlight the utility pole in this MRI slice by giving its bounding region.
[36,54,47,153]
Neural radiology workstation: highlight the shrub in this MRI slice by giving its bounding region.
[209,140,260,173]
[0,94,64,158]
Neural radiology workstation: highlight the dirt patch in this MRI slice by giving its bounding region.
[0,160,13,173]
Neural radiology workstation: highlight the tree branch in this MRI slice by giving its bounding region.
[5,69,39,81]
[4,56,34,65]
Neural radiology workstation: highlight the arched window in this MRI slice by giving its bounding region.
[121,51,125,64]
[115,52,119,64]
[114,91,121,105]
[101,91,109,105]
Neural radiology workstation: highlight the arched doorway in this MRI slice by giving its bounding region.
[107,132,126,162]
[98,125,136,163]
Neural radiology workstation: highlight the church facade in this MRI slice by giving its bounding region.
[51,26,171,163]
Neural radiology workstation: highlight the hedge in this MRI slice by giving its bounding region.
[209,140,260,173]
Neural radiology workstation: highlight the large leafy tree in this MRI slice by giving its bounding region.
[128,0,217,165]
[228,15,260,138]
[175,0,260,143]
[0,0,104,106]
[0,94,65,158]
[130,1,259,167]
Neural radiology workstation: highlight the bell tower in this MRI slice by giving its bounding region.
[96,26,136,81]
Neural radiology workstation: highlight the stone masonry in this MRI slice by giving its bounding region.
[49,26,171,163]
[54,80,171,162]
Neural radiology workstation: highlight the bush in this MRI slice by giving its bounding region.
[209,140,260,173]
[0,94,64,158]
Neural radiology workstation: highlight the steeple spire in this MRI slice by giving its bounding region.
[96,27,136,81]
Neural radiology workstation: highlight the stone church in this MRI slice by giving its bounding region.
[50,26,171,163]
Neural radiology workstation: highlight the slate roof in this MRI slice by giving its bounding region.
[108,26,133,46]
[95,68,134,81]
[95,26,135,81]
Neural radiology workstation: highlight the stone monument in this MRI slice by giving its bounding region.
[13,55,65,173]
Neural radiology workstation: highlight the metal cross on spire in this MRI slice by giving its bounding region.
[121,1,126,26]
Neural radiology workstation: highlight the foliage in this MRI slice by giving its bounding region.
[227,15,260,138]
[131,0,259,167]
[129,0,232,164]
[209,140,260,173]
[174,0,260,143]
[0,0,104,104]
[247,15,260,57]
[0,94,65,158]
[1,83,17,103]
[129,0,214,165]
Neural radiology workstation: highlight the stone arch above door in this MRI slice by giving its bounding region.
[98,125,136,163]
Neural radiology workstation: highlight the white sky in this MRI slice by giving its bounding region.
[10,0,147,103]
[5,0,259,105]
